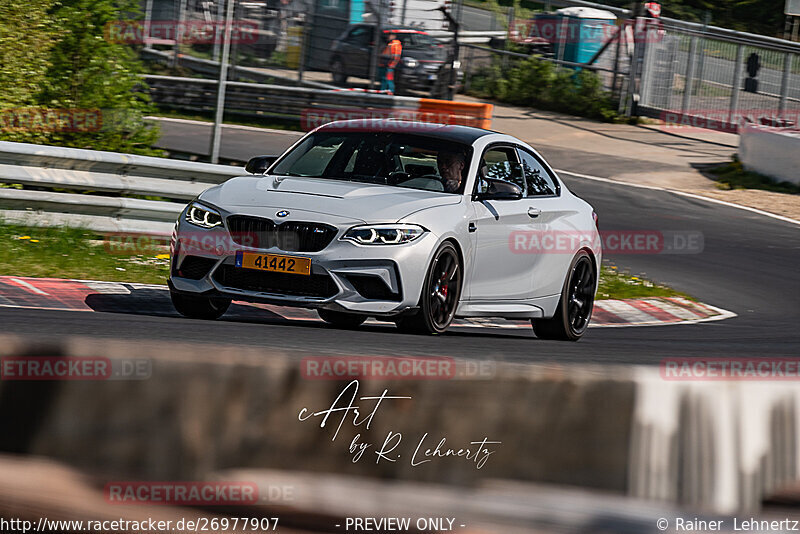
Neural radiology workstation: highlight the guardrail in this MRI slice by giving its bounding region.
[144,75,493,129]
[0,141,242,234]
[142,48,341,90]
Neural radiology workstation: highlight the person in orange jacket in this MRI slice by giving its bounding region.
[378,32,402,94]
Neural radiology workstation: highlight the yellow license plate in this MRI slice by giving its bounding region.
[235,251,311,275]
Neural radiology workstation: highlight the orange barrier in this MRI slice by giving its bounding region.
[416,98,493,129]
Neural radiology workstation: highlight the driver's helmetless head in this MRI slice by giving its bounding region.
[438,151,466,192]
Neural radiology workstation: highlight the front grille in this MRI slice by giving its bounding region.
[213,264,338,298]
[226,215,337,252]
[347,274,401,301]
[177,256,217,280]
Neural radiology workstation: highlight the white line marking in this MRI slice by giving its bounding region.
[0,304,91,312]
[84,282,131,294]
[8,277,49,295]
[555,169,800,227]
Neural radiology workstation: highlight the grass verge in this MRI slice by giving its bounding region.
[0,224,169,285]
[1,223,693,301]
[597,261,694,301]
[707,158,800,194]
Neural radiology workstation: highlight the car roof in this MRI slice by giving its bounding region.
[315,119,493,144]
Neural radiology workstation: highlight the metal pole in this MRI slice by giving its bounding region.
[297,0,315,83]
[681,36,698,113]
[228,0,241,76]
[728,44,743,127]
[210,0,235,164]
[463,45,474,92]
[400,0,408,25]
[368,2,381,90]
[213,0,222,61]
[143,0,154,46]
[611,23,622,101]
[779,52,792,118]
[692,11,710,96]
[173,0,188,67]
[503,6,513,69]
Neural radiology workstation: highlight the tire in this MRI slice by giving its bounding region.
[395,242,462,335]
[330,58,347,86]
[170,291,231,320]
[318,309,366,328]
[532,251,596,341]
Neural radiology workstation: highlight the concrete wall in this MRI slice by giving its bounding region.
[739,124,800,185]
[3,335,800,514]
[0,336,635,493]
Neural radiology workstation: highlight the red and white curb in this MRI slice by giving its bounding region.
[0,276,736,329]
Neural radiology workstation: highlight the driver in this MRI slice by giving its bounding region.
[437,150,466,193]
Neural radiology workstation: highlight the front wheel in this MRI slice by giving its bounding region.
[170,291,231,320]
[318,309,366,328]
[532,251,596,341]
[396,242,462,335]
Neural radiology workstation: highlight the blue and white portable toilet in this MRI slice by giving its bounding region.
[536,7,617,64]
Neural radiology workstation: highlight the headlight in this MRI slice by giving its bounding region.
[185,202,223,229]
[403,58,419,69]
[342,224,425,245]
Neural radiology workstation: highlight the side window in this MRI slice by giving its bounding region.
[345,26,371,46]
[517,149,558,197]
[479,147,525,194]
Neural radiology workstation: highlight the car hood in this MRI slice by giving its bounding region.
[199,175,462,224]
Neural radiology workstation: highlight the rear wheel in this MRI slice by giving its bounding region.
[532,251,595,341]
[396,242,462,335]
[170,291,231,320]
[331,58,347,85]
[318,309,366,328]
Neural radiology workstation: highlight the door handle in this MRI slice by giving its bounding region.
[468,222,477,232]
[527,207,541,218]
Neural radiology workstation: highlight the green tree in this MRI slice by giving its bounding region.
[39,0,160,154]
[0,0,59,143]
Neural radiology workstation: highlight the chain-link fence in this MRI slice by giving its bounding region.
[638,19,800,130]
[139,0,472,96]
[137,0,800,131]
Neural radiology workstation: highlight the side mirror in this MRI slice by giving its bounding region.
[475,178,523,201]
[245,155,279,175]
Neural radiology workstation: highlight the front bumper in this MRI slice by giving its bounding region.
[168,218,437,317]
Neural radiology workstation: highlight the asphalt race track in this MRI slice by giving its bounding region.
[1,124,798,364]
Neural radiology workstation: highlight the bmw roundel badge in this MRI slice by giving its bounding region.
[276,210,290,218]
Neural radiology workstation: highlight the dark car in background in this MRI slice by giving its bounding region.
[328,24,449,94]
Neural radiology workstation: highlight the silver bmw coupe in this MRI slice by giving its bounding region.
[168,119,601,340]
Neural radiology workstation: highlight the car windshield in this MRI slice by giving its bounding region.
[394,31,438,49]
[270,130,471,194]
